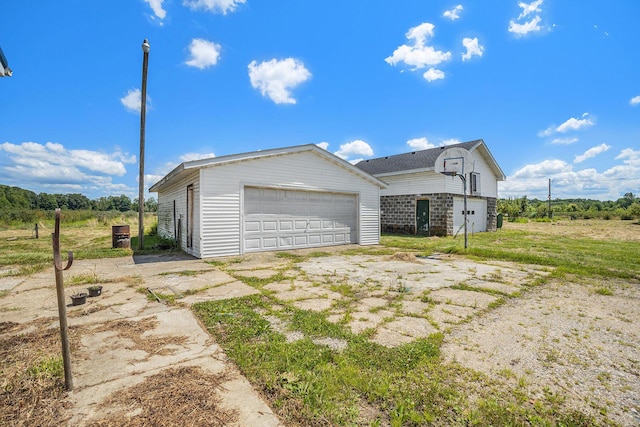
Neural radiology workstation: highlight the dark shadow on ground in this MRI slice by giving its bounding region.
[132,253,197,265]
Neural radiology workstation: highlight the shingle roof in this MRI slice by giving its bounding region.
[355,140,483,176]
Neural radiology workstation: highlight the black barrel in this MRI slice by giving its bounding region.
[112,225,131,248]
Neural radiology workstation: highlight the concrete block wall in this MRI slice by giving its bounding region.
[380,193,454,236]
[380,194,498,236]
[486,197,497,232]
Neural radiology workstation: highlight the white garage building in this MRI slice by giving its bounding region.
[149,144,386,259]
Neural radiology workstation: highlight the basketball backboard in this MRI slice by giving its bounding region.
[434,147,474,176]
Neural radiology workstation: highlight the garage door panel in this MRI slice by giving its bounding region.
[244,187,357,253]
[263,238,277,249]
[279,220,293,231]
[245,238,261,250]
[245,221,260,232]
[453,198,487,232]
[308,234,321,245]
[263,221,277,231]
[308,220,321,230]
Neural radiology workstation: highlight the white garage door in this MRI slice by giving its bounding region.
[453,197,487,233]
[243,187,358,252]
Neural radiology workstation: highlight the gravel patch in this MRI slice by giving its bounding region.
[442,278,640,427]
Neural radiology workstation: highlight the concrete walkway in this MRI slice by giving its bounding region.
[0,254,282,426]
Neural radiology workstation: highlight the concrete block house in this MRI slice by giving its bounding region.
[149,144,386,258]
[355,140,505,236]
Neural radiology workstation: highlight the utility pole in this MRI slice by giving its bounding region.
[138,39,150,250]
[548,178,552,219]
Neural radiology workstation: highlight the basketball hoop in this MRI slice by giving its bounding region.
[433,147,475,250]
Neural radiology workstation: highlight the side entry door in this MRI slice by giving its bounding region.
[416,199,429,235]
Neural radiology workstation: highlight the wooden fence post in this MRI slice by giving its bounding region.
[52,208,74,391]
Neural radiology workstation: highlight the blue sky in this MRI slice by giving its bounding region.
[1,0,639,201]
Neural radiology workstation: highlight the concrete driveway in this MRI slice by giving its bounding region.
[0,248,548,425]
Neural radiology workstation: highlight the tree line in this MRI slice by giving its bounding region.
[498,192,640,221]
[1,184,157,223]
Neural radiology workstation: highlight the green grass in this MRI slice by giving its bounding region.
[595,287,614,296]
[27,356,63,379]
[0,214,183,277]
[382,229,640,280]
[194,295,600,426]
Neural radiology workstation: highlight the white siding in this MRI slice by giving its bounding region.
[379,150,499,198]
[471,153,498,198]
[199,151,380,258]
[155,171,201,258]
[380,171,447,196]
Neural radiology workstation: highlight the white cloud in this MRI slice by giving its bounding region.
[182,0,245,14]
[120,88,152,114]
[121,89,141,113]
[316,142,329,150]
[630,95,640,106]
[615,148,640,166]
[248,58,311,105]
[145,0,166,21]
[508,0,544,36]
[148,152,216,187]
[407,137,435,150]
[539,113,594,136]
[0,141,135,177]
[517,0,543,19]
[557,114,594,133]
[180,152,216,162]
[500,147,640,200]
[441,138,462,146]
[551,137,579,145]
[385,23,452,71]
[461,37,484,61]
[443,5,463,20]
[574,143,610,163]
[0,141,138,196]
[423,68,445,82]
[334,140,374,160]
[185,39,221,69]
[511,159,568,179]
[508,16,542,36]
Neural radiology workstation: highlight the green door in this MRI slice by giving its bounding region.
[416,200,429,235]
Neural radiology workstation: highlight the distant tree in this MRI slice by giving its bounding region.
[66,193,91,210]
[616,192,636,209]
[145,197,158,212]
[36,192,58,210]
[2,185,36,209]
[115,194,132,212]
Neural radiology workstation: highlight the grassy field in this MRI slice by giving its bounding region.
[2,217,639,426]
[0,213,177,277]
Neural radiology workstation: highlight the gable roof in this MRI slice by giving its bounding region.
[149,144,387,192]
[355,139,506,180]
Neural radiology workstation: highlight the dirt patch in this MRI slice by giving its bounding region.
[442,278,640,426]
[88,317,189,357]
[0,320,78,427]
[91,366,238,426]
[386,252,420,263]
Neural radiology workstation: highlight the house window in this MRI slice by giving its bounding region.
[470,173,480,195]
